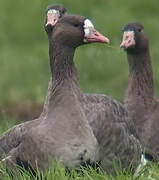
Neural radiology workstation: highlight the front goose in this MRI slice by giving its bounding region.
[43,5,142,173]
[0,15,109,173]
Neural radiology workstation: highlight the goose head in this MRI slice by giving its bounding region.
[51,15,109,49]
[120,22,149,53]
[45,4,67,35]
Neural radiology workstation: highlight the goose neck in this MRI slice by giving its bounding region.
[125,49,154,110]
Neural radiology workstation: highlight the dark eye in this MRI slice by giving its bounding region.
[62,9,65,14]
[74,23,80,27]
[138,28,141,32]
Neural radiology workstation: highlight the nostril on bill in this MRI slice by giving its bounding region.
[124,36,128,40]
[128,39,131,44]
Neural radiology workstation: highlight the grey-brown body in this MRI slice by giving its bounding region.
[40,78,141,172]
[42,5,142,172]
[0,15,142,175]
[121,23,159,161]
[0,15,100,172]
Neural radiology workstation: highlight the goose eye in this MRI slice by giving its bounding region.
[62,9,65,14]
[74,23,80,27]
[138,28,141,32]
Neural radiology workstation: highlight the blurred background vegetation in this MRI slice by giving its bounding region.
[0,0,159,127]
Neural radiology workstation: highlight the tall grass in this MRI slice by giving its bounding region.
[0,161,159,180]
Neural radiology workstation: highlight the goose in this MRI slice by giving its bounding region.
[43,5,142,173]
[41,4,67,119]
[0,15,110,173]
[120,23,159,161]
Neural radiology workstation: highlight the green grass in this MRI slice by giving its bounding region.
[0,0,159,179]
[0,161,159,180]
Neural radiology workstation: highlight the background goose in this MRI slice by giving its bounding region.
[41,4,67,119]
[0,15,110,173]
[43,5,142,173]
[121,22,159,161]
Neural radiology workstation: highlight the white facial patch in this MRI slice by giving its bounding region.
[83,19,94,37]
[123,31,135,41]
[120,30,136,49]
[46,9,60,27]
[47,9,60,17]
